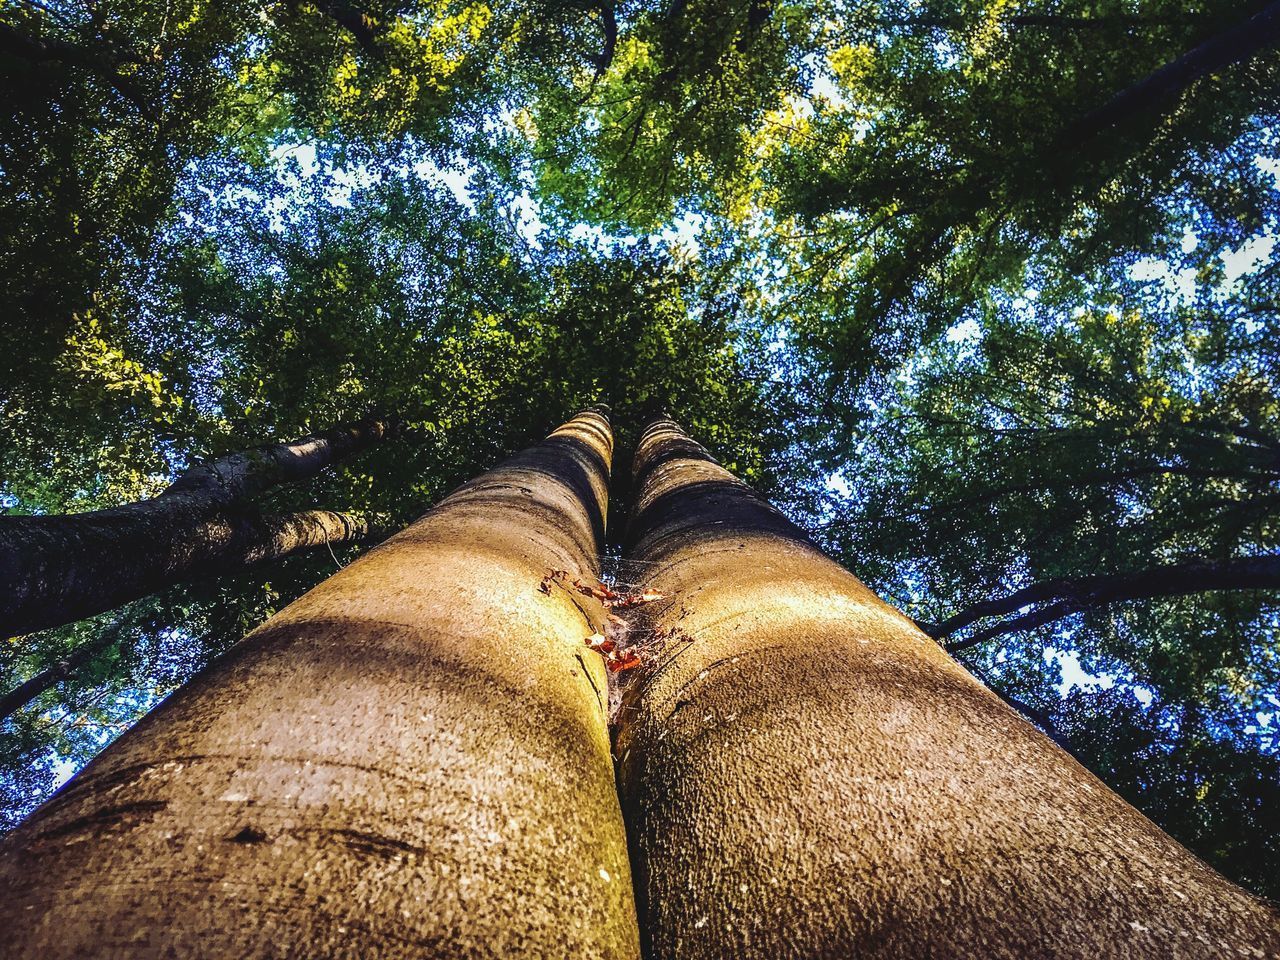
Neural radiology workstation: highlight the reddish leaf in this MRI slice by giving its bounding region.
[585,633,616,654]
[606,589,667,610]
[608,651,643,673]
[572,578,622,604]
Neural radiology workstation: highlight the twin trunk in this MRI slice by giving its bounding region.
[617,419,1280,957]
[1,412,1277,957]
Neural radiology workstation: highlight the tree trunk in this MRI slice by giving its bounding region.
[615,418,1280,959]
[0,417,388,638]
[0,409,640,959]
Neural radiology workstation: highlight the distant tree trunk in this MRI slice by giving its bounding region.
[615,418,1280,959]
[0,408,639,958]
[0,417,389,638]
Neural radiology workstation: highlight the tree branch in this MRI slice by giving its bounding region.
[589,0,618,81]
[0,509,372,722]
[875,13,1205,32]
[0,20,149,110]
[286,0,381,52]
[0,418,393,638]
[1061,0,1280,145]
[0,622,126,724]
[167,416,394,502]
[933,555,1280,652]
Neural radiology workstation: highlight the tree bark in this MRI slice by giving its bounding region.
[0,509,369,722]
[0,408,640,958]
[614,418,1280,959]
[0,417,389,638]
[930,555,1280,652]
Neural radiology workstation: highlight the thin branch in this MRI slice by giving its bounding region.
[873,13,1205,33]
[0,20,149,110]
[589,0,618,81]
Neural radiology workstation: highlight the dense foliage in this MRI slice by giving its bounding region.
[2,0,1277,896]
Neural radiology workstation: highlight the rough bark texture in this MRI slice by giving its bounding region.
[615,418,1280,960]
[0,418,388,637]
[0,409,640,959]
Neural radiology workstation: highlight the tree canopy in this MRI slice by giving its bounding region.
[2,0,1278,898]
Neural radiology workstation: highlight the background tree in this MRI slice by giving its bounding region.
[523,0,1279,392]
[0,151,798,823]
[3,0,1279,910]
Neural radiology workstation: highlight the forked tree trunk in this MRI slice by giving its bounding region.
[0,409,640,959]
[0,417,388,638]
[615,418,1280,959]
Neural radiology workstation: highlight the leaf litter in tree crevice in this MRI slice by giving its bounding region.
[539,569,680,677]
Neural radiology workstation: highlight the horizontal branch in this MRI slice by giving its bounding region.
[933,555,1280,652]
[877,13,1204,32]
